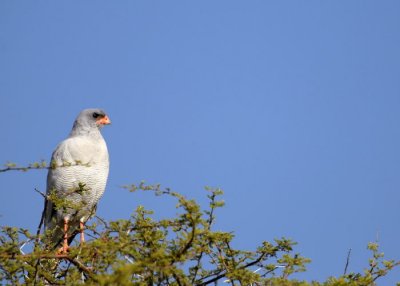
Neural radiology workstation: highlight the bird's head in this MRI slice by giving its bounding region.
[71,108,111,136]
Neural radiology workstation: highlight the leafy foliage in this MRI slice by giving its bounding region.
[0,163,399,285]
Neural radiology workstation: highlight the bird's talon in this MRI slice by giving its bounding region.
[56,246,70,255]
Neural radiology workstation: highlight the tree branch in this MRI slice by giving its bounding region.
[195,251,268,285]
[0,161,90,173]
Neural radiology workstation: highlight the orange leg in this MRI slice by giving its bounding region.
[62,218,69,253]
[80,221,85,244]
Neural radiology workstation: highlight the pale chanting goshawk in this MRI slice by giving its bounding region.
[43,108,110,253]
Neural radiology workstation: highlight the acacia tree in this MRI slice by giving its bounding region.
[0,162,399,285]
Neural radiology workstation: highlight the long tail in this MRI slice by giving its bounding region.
[36,196,47,246]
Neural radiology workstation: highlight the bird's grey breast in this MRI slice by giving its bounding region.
[47,136,109,210]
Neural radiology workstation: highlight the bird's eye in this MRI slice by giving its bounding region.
[92,112,100,118]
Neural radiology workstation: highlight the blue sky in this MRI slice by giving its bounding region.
[1,1,400,283]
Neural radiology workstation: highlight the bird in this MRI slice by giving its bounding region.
[43,108,111,253]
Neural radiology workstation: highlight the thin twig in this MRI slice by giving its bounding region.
[0,166,47,173]
[372,261,400,282]
[34,188,46,198]
[191,192,218,283]
[95,215,109,229]
[0,162,90,173]
[196,251,268,285]
[63,256,97,281]
[343,248,351,275]
[170,218,196,266]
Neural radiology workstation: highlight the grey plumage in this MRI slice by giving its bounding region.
[43,108,110,249]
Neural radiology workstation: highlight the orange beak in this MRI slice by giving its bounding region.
[97,115,111,125]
